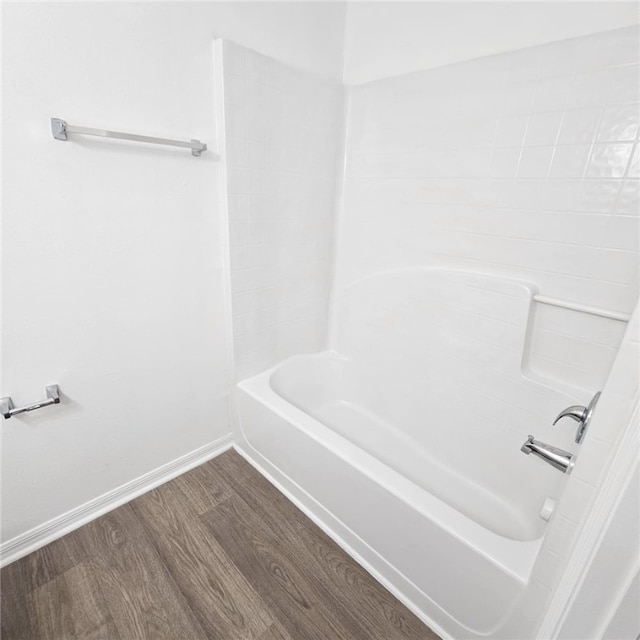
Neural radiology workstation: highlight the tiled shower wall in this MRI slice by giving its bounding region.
[223,42,344,379]
[335,26,639,392]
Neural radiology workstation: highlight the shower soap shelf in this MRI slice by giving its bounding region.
[532,295,630,322]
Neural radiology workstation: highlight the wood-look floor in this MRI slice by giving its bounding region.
[1,449,440,640]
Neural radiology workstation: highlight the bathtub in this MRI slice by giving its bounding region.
[235,269,580,638]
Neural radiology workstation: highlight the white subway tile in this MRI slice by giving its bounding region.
[532,549,563,589]
[230,268,254,293]
[615,180,639,214]
[503,82,536,114]
[226,135,248,167]
[586,143,634,179]
[548,145,591,179]
[230,244,252,270]
[533,77,572,112]
[495,114,529,146]
[555,478,596,525]
[543,515,579,556]
[228,195,250,221]
[597,104,640,142]
[595,249,639,284]
[232,312,254,337]
[227,166,248,194]
[231,292,252,316]
[572,437,613,486]
[608,64,640,104]
[627,143,640,178]
[524,111,563,146]
[604,215,640,251]
[557,108,602,145]
[518,146,554,179]
[228,220,250,247]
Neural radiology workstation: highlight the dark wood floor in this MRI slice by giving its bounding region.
[1,449,440,640]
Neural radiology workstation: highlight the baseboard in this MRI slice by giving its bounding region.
[0,434,233,567]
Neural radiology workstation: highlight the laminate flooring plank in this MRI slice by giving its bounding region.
[28,562,120,640]
[1,535,74,594]
[1,578,38,640]
[171,457,234,515]
[204,450,440,640]
[1,535,75,640]
[72,504,207,640]
[130,481,273,640]
[59,525,90,565]
[203,492,374,640]
[257,621,296,640]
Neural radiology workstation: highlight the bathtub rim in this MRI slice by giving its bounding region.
[237,351,544,585]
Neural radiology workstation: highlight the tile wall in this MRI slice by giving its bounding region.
[336,26,639,392]
[223,41,344,379]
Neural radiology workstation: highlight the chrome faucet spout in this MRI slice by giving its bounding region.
[521,435,575,474]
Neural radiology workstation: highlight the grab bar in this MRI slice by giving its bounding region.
[533,295,631,322]
[1,385,60,419]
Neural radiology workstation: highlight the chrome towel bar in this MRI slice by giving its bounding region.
[1,385,60,419]
[51,118,209,157]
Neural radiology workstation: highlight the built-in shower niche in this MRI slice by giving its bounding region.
[523,300,629,395]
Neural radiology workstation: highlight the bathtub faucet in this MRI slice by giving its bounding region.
[520,435,575,474]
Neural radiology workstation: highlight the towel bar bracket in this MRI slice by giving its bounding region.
[51,118,68,141]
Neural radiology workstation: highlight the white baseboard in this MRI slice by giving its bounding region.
[0,434,233,567]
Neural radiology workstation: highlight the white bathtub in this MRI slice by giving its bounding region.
[235,269,581,637]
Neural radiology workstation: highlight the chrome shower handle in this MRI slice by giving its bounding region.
[553,405,588,425]
[1,385,60,419]
[553,391,601,444]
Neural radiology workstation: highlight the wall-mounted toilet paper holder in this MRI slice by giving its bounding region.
[1,385,60,419]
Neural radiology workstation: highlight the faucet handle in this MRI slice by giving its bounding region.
[553,391,601,444]
[553,405,587,425]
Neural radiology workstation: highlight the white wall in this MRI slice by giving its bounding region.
[343,2,640,84]
[1,2,346,546]
[222,42,344,380]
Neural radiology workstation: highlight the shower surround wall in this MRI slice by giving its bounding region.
[335,26,639,394]
[223,42,344,379]
[227,25,639,637]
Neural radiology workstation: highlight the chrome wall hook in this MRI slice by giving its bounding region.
[1,385,60,419]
